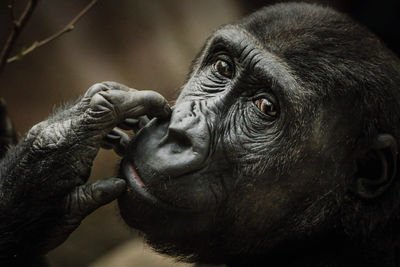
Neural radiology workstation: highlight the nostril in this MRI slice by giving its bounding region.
[168,128,192,149]
[159,127,192,153]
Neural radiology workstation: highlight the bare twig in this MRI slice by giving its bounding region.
[8,0,16,23]
[6,0,98,65]
[0,0,39,73]
[7,0,97,63]
[7,0,98,65]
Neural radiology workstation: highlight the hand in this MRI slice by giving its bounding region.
[0,82,171,262]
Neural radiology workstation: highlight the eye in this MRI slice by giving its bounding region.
[214,59,233,78]
[254,98,277,117]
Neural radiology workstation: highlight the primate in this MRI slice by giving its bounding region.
[1,2,400,267]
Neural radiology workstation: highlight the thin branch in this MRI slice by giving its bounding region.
[0,0,39,73]
[8,0,16,23]
[6,0,98,64]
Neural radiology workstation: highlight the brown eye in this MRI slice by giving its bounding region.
[255,98,277,117]
[214,59,232,78]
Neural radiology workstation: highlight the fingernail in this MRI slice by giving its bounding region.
[163,104,171,116]
[113,179,126,188]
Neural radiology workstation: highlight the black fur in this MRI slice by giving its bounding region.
[118,3,400,267]
[1,3,400,267]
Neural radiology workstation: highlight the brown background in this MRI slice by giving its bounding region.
[0,0,398,266]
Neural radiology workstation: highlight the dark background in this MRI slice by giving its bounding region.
[0,0,398,266]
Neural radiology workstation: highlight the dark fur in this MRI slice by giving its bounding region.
[1,3,400,267]
[119,3,400,267]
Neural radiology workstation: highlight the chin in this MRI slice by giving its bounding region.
[116,141,228,262]
[116,158,215,240]
[117,159,172,230]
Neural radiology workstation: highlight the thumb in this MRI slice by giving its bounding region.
[40,178,126,253]
[65,178,126,220]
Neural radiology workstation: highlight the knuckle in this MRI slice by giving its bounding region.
[88,184,105,204]
[140,90,167,107]
[70,185,96,215]
[85,83,110,97]
[89,92,115,112]
[82,185,95,203]
[27,119,88,156]
[101,81,129,91]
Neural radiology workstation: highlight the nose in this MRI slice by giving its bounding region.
[127,101,211,178]
[162,101,210,155]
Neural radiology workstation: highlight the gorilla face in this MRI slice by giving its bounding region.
[118,3,400,264]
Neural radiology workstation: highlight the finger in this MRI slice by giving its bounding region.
[130,115,150,133]
[90,89,171,120]
[64,178,126,219]
[102,128,131,156]
[106,129,125,141]
[117,116,149,131]
[84,81,131,98]
[118,118,139,130]
[102,81,134,92]
[137,115,150,128]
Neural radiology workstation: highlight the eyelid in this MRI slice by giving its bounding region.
[207,49,233,65]
[252,101,279,119]
[212,60,234,81]
[218,49,235,64]
[252,92,277,103]
[251,93,279,114]
[202,40,232,62]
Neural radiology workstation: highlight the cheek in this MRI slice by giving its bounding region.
[221,103,269,147]
[230,174,309,222]
[224,169,340,247]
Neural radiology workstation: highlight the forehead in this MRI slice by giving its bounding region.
[236,3,346,48]
[228,4,371,100]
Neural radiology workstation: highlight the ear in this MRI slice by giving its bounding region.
[354,134,398,199]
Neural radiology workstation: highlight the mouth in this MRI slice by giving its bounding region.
[121,159,195,212]
[122,159,158,204]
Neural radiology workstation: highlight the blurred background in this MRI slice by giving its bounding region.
[0,0,398,266]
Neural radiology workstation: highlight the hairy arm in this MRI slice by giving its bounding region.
[0,82,170,265]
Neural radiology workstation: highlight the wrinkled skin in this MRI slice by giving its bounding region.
[0,82,171,265]
[2,2,400,267]
[118,3,400,267]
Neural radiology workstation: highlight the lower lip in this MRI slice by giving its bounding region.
[122,160,158,204]
[122,160,191,212]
